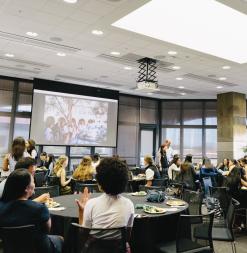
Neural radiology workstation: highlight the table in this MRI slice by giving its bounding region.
[50,193,188,253]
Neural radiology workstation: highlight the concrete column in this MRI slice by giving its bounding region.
[217,92,247,162]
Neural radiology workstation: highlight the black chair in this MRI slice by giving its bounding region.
[153,178,169,188]
[166,183,184,199]
[33,185,60,198]
[182,189,203,215]
[74,182,100,193]
[195,200,237,253]
[156,212,214,253]
[48,175,60,186]
[66,223,127,253]
[34,172,45,187]
[0,224,51,253]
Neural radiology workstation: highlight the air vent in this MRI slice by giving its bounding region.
[55,75,124,88]
[0,65,40,74]
[0,56,50,68]
[184,73,238,87]
[0,31,81,53]
[97,53,174,73]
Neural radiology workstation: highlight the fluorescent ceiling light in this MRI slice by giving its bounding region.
[111,51,120,56]
[172,66,181,70]
[112,0,247,63]
[180,92,186,96]
[92,30,104,36]
[64,0,77,3]
[124,66,132,70]
[219,77,227,81]
[168,51,177,56]
[217,86,223,89]
[222,65,231,70]
[176,77,183,81]
[26,32,38,37]
[57,52,66,57]
[178,86,184,89]
[5,53,14,57]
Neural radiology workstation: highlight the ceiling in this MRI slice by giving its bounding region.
[0,0,247,99]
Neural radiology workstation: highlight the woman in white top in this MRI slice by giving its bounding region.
[76,157,134,243]
[2,137,29,175]
[25,139,38,160]
[168,156,181,180]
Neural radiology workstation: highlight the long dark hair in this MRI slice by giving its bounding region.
[1,169,32,202]
[225,167,241,191]
[11,137,26,161]
[26,139,36,154]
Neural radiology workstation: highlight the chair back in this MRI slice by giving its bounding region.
[226,201,235,232]
[34,172,45,187]
[182,189,202,215]
[48,175,60,186]
[166,182,184,199]
[0,224,51,253]
[176,212,214,253]
[75,182,100,193]
[202,177,212,197]
[153,178,169,187]
[33,185,60,198]
[66,223,127,253]
[209,186,231,218]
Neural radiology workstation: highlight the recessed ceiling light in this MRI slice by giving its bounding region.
[219,77,227,81]
[178,86,184,89]
[5,53,14,58]
[176,77,183,81]
[168,51,177,56]
[57,52,66,57]
[172,66,181,70]
[112,0,247,63]
[180,92,186,96]
[26,32,38,37]
[92,30,104,36]
[63,0,78,3]
[110,51,120,56]
[124,66,132,70]
[222,65,231,70]
[217,86,223,89]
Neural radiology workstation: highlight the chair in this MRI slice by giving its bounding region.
[34,172,45,187]
[74,181,100,193]
[153,178,169,188]
[65,223,127,253]
[166,183,184,199]
[195,200,237,253]
[182,189,203,215]
[0,224,51,253]
[156,212,214,253]
[48,175,60,186]
[33,185,60,198]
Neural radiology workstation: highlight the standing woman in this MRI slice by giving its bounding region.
[52,155,71,195]
[26,139,38,160]
[157,144,169,176]
[2,137,28,175]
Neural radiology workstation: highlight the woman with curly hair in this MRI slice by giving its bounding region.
[52,155,71,195]
[73,156,94,181]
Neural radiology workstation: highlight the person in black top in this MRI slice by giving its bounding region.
[0,169,63,253]
[157,144,169,176]
[144,155,161,187]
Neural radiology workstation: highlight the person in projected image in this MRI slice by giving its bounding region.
[44,116,55,143]
[77,118,87,144]
[57,117,69,144]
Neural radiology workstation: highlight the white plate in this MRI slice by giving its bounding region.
[131,191,147,196]
[143,206,166,214]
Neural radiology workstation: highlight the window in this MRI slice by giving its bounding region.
[43,146,66,156]
[70,147,91,157]
[183,101,203,125]
[0,116,11,155]
[205,129,217,158]
[205,102,217,125]
[140,99,158,124]
[162,101,180,125]
[13,117,30,140]
[183,128,202,158]
[162,128,180,154]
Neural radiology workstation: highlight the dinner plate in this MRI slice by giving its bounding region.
[143,205,166,214]
[131,191,147,196]
[46,201,60,208]
[166,200,186,206]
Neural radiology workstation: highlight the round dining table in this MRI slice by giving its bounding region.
[50,193,188,253]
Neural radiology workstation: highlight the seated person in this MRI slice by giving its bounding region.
[52,155,71,195]
[216,158,229,174]
[91,153,101,170]
[168,156,181,180]
[0,157,50,203]
[176,162,197,190]
[200,157,218,185]
[73,156,95,181]
[0,169,63,253]
[75,157,134,243]
[37,152,49,171]
[143,155,161,187]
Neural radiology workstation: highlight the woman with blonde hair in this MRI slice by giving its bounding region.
[53,155,71,195]
[73,156,94,181]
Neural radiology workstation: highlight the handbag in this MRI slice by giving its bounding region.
[146,190,165,203]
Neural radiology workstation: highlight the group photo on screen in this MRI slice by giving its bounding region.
[44,95,108,145]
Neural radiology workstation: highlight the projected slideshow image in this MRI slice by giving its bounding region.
[44,95,108,145]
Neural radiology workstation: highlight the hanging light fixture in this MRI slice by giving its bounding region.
[136,57,159,91]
